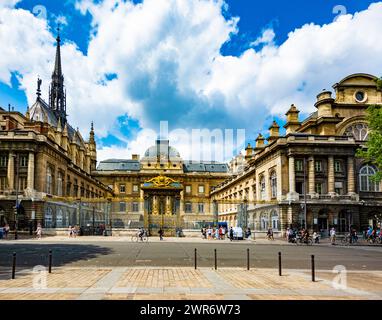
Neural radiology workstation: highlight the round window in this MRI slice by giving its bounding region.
[354,91,367,103]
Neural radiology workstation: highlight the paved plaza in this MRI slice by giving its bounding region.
[0,237,381,300]
[0,266,381,300]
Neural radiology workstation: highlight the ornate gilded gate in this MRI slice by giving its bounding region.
[142,175,183,236]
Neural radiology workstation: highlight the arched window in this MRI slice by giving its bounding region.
[45,207,53,228]
[270,171,277,198]
[359,165,380,192]
[344,123,369,141]
[259,175,266,200]
[260,213,268,230]
[56,209,63,228]
[271,210,280,231]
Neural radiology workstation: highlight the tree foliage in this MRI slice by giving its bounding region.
[357,103,382,182]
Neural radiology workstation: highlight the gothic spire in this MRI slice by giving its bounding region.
[50,25,67,124]
[54,26,62,77]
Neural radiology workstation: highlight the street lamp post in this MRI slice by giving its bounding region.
[213,200,218,227]
[303,157,308,230]
[92,206,95,235]
[243,198,248,229]
[13,154,19,240]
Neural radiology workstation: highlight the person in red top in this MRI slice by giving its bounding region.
[218,227,223,240]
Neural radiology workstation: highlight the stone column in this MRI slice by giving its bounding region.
[27,152,35,190]
[7,152,15,190]
[328,156,335,195]
[308,156,315,195]
[287,156,298,200]
[347,157,356,194]
[289,156,295,193]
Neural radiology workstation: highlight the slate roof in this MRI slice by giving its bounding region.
[97,159,141,171]
[183,161,228,173]
[29,98,58,127]
[96,159,228,173]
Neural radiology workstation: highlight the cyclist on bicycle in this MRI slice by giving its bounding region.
[266,228,274,240]
[138,227,145,241]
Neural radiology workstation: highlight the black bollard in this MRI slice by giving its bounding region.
[49,250,52,274]
[194,248,197,270]
[278,252,282,276]
[247,248,250,270]
[214,249,217,270]
[12,252,16,279]
[311,255,315,282]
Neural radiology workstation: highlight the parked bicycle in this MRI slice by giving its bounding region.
[341,232,358,244]
[295,234,313,245]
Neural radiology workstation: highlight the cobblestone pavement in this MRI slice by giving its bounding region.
[0,267,381,300]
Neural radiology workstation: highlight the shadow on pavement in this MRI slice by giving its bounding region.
[0,243,112,280]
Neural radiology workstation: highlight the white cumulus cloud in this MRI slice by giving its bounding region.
[1,1,382,163]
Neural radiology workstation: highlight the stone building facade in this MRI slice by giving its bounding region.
[211,74,382,237]
[0,32,111,232]
[93,139,229,236]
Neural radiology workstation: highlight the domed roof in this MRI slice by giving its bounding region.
[142,140,181,160]
[144,145,181,158]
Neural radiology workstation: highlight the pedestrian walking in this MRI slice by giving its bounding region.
[207,227,212,240]
[229,227,234,241]
[221,227,226,240]
[68,225,73,238]
[158,228,164,241]
[330,227,336,245]
[36,223,42,239]
[4,223,10,239]
[218,227,223,240]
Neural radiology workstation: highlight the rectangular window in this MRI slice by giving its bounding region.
[185,202,192,213]
[198,185,205,194]
[198,203,204,213]
[132,184,139,193]
[315,183,323,194]
[295,159,303,172]
[73,179,78,197]
[119,202,126,212]
[315,160,322,172]
[296,181,304,194]
[0,156,7,168]
[335,181,343,195]
[185,185,192,194]
[81,183,85,197]
[119,184,126,193]
[20,155,28,167]
[0,176,7,190]
[334,161,342,173]
[57,172,63,197]
[18,177,27,190]
[66,182,71,196]
[360,176,368,191]
[132,202,139,212]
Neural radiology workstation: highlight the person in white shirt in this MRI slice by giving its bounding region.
[330,227,336,245]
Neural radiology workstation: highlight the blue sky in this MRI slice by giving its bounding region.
[0,0,381,161]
